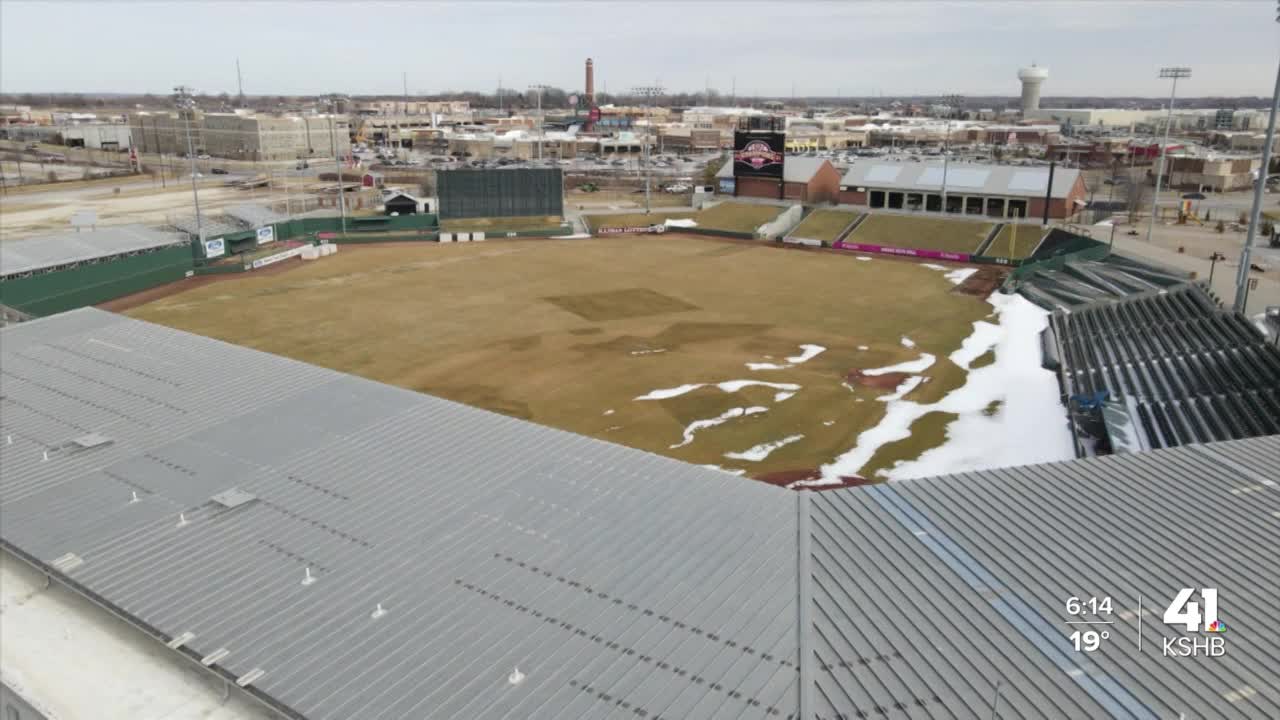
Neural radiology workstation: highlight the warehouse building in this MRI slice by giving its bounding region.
[127,111,204,155]
[717,155,841,203]
[838,161,1086,219]
[1,308,1276,720]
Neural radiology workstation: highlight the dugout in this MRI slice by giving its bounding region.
[437,168,563,219]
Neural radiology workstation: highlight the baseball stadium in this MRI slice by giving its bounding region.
[1,138,1277,720]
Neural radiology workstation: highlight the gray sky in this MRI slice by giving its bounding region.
[2,1,1276,98]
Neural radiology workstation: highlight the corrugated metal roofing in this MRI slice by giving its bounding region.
[839,161,1082,199]
[0,225,188,277]
[1,308,1277,719]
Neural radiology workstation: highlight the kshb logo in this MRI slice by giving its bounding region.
[1162,588,1226,657]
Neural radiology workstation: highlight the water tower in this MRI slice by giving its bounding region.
[1017,64,1049,114]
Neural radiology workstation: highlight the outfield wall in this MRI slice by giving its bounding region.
[0,247,194,317]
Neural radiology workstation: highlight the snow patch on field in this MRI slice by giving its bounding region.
[820,292,1073,482]
[949,320,1000,369]
[900,336,916,348]
[747,343,826,371]
[671,406,767,448]
[945,268,979,285]
[629,348,668,356]
[665,218,698,228]
[857,345,869,351]
[701,464,746,476]
[725,434,804,462]
[879,375,924,402]
[823,420,836,426]
[636,380,800,400]
[774,391,796,402]
[922,263,947,271]
[855,256,872,261]
[863,353,936,376]
[603,409,615,416]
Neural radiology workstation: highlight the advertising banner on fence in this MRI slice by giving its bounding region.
[203,238,226,259]
[256,226,275,245]
[733,131,785,179]
[251,245,306,269]
[597,224,667,235]
[832,240,971,263]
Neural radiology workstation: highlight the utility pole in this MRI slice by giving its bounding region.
[940,94,963,214]
[173,86,203,243]
[236,58,245,108]
[1148,66,1191,244]
[1234,2,1280,311]
[528,84,549,161]
[632,85,664,213]
[324,94,348,234]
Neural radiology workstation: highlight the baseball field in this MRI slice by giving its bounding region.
[126,236,991,483]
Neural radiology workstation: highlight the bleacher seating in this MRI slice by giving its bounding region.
[1051,283,1280,452]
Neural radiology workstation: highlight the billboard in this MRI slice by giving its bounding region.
[733,131,785,179]
[203,238,226,259]
[437,168,564,219]
[256,226,276,245]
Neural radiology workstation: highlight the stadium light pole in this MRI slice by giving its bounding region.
[940,94,963,214]
[173,86,203,243]
[323,95,348,235]
[1233,2,1280,312]
[632,85,664,214]
[528,84,550,161]
[1147,67,1191,244]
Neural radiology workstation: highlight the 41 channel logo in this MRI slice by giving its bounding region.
[1161,588,1226,657]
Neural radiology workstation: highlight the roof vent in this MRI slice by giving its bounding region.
[51,552,84,572]
[70,433,112,450]
[509,667,526,685]
[210,488,258,509]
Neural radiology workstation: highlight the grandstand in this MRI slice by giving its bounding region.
[1,308,1276,720]
[1048,283,1280,455]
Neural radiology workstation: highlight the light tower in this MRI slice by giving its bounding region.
[1017,64,1049,115]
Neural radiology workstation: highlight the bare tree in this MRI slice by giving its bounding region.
[1126,170,1150,223]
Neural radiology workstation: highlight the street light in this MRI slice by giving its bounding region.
[940,94,963,214]
[322,94,348,235]
[173,86,203,243]
[1233,1,1280,312]
[527,84,550,161]
[632,85,664,214]
[1147,67,1191,244]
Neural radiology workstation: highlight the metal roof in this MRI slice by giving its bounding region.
[1016,252,1193,312]
[839,162,1082,199]
[0,225,188,277]
[714,156,833,184]
[224,204,291,229]
[1,308,1277,719]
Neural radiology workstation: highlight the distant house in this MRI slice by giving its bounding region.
[383,192,425,215]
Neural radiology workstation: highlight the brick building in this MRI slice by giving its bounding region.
[717,156,841,204]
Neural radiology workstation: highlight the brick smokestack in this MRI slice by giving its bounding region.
[585,58,595,107]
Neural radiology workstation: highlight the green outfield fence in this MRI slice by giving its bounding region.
[0,246,194,316]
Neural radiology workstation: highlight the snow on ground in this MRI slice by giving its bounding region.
[944,268,979,285]
[879,376,924,402]
[746,361,788,371]
[746,343,826,371]
[0,552,273,720]
[921,263,947,271]
[636,380,800,400]
[863,353,936,376]
[900,336,916,348]
[823,420,836,426]
[700,464,746,476]
[603,409,615,416]
[629,348,668,356]
[671,406,767,448]
[820,292,1074,483]
[855,256,872,261]
[725,434,805,462]
[553,233,592,239]
[665,218,698,228]
[857,345,869,351]
[949,320,1001,369]
[774,391,796,402]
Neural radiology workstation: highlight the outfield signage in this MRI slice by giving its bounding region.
[256,226,276,245]
[203,238,226,259]
[832,240,970,263]
[597,224,667,235]
[251,245,306,269]
[733,131,785,179]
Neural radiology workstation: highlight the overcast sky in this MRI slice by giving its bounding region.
[2,1,1276,98]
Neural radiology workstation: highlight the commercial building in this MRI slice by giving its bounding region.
[130,111,350,161]
[127,111,204,155]
[60,123,133,150]
[657,127,724,153]
[1163,155,1262,191]
[1025,108,1157,129]
[717,155,841,203]
[838,161,1086,219]
[1,307,1276,720]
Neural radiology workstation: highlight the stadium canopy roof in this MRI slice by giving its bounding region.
[839,162,1082,199]
[0,225,187,277]
[1,308,1277,720]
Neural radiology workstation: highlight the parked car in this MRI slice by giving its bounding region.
[210,168,229,175]
[196,153,211,160]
